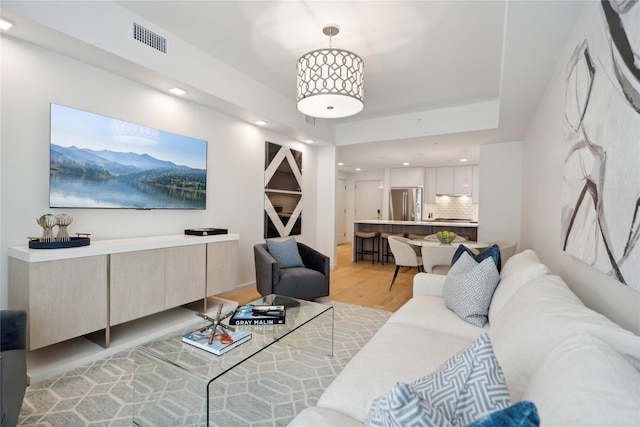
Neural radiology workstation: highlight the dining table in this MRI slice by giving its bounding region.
[409,239,489,250]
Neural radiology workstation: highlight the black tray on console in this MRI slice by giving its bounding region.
[29,237,91,249]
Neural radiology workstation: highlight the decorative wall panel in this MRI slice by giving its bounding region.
[264,142,303,238]
[562,1,639,289]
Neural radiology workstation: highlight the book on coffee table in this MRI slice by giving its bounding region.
[229,305,286,325]
[182,329,252,356]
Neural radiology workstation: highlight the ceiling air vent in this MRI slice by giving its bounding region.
[305,115,316,126]
[133,22,167,54]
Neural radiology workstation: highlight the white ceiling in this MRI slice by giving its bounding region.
[2,1,585,172]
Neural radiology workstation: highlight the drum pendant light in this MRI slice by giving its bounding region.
[296,24,364,119]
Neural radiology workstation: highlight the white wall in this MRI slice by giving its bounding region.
[340,170,384,247]
[0,37,331,307]
[477,141,522,245]
[521,2,639,334]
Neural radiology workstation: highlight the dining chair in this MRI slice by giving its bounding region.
[421,243,479,275]
[387,236,424,290]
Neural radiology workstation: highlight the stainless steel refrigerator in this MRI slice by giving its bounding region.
[389,188,422,221]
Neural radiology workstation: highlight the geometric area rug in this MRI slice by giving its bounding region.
[18,302,391,426]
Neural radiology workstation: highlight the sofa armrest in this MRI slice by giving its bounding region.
[297,243,330,278]
[413,272,446,297]
[0,310,26,352]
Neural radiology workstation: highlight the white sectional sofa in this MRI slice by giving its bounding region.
[289,249,640,426]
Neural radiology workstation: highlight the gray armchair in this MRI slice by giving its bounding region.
[254,242,330,301]
[1,310,27,427]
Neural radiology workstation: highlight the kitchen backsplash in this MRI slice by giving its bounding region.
[424,196,478,221]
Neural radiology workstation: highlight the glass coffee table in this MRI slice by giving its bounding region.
[132,295,333,426]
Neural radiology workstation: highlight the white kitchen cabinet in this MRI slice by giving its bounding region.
[436,166,473,195]
[472,165,480,203]
[453,166,473,195]
[436,167,455,194]
[424,167,437,204]
[390,167,424,187]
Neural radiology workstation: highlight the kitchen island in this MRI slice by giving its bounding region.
[353,219,478,262]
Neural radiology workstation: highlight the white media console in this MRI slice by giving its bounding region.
[9,233,239,351]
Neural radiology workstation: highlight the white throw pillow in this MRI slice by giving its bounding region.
[366,333,511,427]
[522,333,640,426]
[443,252,500,327]
[488,249,549,324]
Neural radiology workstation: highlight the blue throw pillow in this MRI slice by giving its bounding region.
[466,401,540,427]
[451,244,502,272]
[265,238,305,268]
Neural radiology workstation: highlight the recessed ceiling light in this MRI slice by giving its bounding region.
[254,120,267,126]
[0,18,14,31]
[338,162,344,166]
[403,162,410,166]
[168,87,186,95]
[304,139,314,144]
[355,168,361,171]
[460,158,468,162]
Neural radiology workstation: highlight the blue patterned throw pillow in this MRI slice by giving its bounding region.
[366,334,510,427]
[443,252,500,327]
[451,244,502,272]
[265,238,304,268]
[366,383,453,427]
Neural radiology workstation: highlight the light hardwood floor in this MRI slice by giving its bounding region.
[225,243,416,312]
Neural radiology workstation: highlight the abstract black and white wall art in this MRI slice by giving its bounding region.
[264,142,303,238]
[562,0,639,289]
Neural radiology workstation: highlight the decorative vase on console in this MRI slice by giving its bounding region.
[37,214,57,242]
[55,213,73,242]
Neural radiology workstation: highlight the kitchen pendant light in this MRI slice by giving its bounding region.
[296,24,364,119]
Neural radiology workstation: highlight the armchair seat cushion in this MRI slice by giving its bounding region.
[276,268,327,301]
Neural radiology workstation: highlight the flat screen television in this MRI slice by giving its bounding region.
[49,103,207,209]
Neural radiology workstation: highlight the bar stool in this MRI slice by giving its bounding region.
[354,231,381,264]
[380,232,406,265]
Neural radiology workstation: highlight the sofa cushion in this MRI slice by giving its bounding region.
[443,252,500,327]
[265,238,304,268]
[522,333,639,426]
[489,274,640,401]
[387,296,488,340]
[451,243,502,272]
[488,249,549,325]
[465,401,540,427]
[366,333,510,427]
[316,323,473,423]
